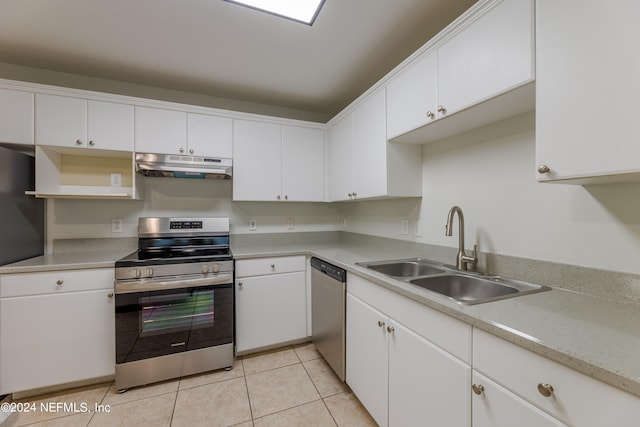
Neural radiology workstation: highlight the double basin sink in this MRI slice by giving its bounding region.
[356,258,550,305]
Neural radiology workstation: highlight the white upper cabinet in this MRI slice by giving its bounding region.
[386,0,535,144]
[535,0,640,183]
[437,0,534,116]
[36,94,134,151]
[281,125,324,202]
[386,51,438,139]
[134,106,187,154]
[187,113,233,158]
[135,107,232,158]
[233,119,324,202]
[328,88,422,202]
[0,88,34,145]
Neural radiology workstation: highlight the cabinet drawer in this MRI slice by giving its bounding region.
[235,256,305,278]
[473,328,640,426]
[348,274,471,364]
[1,268,114,297]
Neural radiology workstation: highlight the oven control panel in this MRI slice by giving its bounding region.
[170,220,203,230]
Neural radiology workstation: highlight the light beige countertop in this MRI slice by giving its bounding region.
[1,233,639,398]
[232,233,640,399]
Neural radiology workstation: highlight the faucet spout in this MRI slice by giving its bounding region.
[445,206,478,270]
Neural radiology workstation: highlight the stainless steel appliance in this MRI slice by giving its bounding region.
[114,217,234,391]
[311,257,346,381]
[0,146,44,266]
[135,153,232,179]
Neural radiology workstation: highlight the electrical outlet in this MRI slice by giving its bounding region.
[341,218,347,227]
[249,219,257,231]
[414,221,422,237]
[111,218,123,233]
[287,217,294,230]
[110,173,122,187]
[400,219,409,235]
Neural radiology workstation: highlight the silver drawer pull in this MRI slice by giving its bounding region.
[56,280,64,286]
[171,342,186,347]
[537,383,554,397]
[472,384,485,395]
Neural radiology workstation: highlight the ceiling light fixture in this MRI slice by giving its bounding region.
[224,0,325,25]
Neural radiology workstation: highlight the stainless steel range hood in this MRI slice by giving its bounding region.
[136,153,232,179]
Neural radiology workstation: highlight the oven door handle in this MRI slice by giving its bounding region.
[115,274,233,294]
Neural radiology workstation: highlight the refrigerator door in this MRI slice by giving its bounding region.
[0,146,45,265]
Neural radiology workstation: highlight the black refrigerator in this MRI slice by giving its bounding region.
[0,146,45,265]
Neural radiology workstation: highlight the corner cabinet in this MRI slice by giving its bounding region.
[346,274,472,427]
[327,88,422,202]
[234,256,308,353]
[386,0,535,144]
[232,120,324,202]
[0,87,34,145]
[535,0,640,184]
[0,269,115,394]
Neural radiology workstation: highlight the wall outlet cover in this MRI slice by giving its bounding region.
[249,219,257,231]
[414,221,422,237]
[287,217,294,230]
[110,173,122,187]
[401,219,409,235]
[111,218,123,233]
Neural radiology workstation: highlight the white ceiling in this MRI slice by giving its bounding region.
[0,0,477,118]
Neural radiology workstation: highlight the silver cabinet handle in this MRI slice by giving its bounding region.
[348,193,353,198]
[270,264,275,269]
[472,384,485,395]
[189,148,194,154]
[284,195,288,200]
[426,111,435,119]
[537,165,551,174]
[352,192,357,198]
[238,282,243,288]
[75,139,83,145]
[56,280,64,286]
[437,105,446,114]
[387,326,395,333]
[277,195,281,200]
[179,147,185,153]
[377,320,385,328]
[537,383,554,397]
[107,293,114,299]
[88,140,95,146]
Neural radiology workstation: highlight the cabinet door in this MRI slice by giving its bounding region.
[438,0,534,116]
[134,106,187,155]
[235,272,307,353]
[281,126,324,201]
[35,94,87,148]
[187,113,233,158]
[327,114,352,202]
[232,120,282,201]
[536,0,640,181]
[1,290,115,394]
[472,372,566,427]
[352,88,387,199]
[87,100,134,151]
[346,293,388,427]
[388,320,471,427]
[0,88,34,145]
[386,50,438,139]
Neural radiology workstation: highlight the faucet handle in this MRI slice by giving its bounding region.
[462,244,479,267]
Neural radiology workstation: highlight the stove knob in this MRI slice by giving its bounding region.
[201,264,210,274]
[212,263,220,273]
[132,268,141,278]
[146,268,154,277]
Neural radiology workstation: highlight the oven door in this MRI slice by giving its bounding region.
[115,278,233,364]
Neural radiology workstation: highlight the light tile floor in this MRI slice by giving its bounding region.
[2,343,377,427]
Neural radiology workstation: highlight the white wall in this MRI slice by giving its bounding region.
[341,113,640,276]
[47,177,341,249]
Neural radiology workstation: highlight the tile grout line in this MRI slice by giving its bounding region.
[299,359,341,427]
[239,358,256,425]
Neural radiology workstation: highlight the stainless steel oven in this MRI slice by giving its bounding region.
[114,217,234,391]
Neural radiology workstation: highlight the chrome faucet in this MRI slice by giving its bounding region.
[445,206,478,270]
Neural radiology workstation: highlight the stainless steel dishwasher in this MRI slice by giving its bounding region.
[311,257,346,381]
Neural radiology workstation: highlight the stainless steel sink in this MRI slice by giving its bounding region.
[356,258,550,304]
[410,274,549,304]
[359,260,446,278]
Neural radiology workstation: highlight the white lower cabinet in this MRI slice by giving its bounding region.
[0,269,115,394]
[472,371,566,427]
[235,256,307,353]
[473,328,640,427]
[346,275,471,427]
